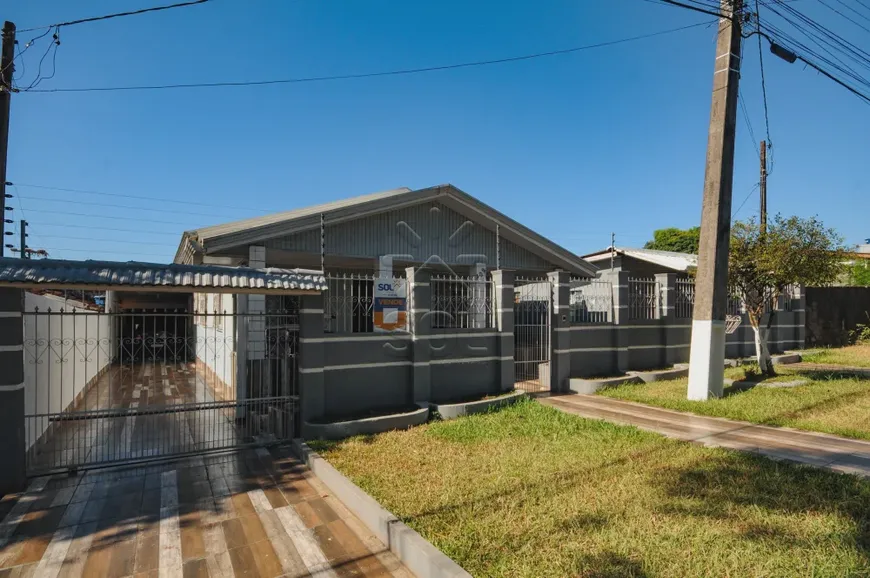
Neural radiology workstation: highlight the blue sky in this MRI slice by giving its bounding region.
[5,0,869,262]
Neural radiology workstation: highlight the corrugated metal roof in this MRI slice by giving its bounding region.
[584,247,698,272]
[188,187,413,241]
[0,258,326,293]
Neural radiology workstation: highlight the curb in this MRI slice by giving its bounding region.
[302,405,429,440]
[432,390,526,419]
[292,439,472,578]
[569,374,641,394]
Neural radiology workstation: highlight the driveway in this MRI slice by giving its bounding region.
[1,445,411,577]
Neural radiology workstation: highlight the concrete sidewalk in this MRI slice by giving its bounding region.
[539,393,870,478]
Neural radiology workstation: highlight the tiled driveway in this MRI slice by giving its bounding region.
[0,446,411,577]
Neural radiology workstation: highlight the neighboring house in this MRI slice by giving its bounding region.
[175,184,597,278]
[581,247,697,277]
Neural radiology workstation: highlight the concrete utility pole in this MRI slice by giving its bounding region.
[688,0,743,401]
[759,140,767,234]
[0,22,15,258]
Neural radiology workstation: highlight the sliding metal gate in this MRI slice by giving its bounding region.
[514,277,552,393]
[22,303,299,476]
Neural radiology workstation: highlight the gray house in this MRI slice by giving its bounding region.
[175,184,596,277]
[582,247,697,277]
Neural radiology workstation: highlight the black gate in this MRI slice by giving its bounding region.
[514,278,552,393]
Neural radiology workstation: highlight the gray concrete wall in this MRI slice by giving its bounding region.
[321,334,413,419]
[568,312,803,377]
[0,288,25,494]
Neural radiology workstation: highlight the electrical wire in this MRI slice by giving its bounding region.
[36,234,177,246]
[22,21,717,94]
[634,0,729,17]
[732,182,761,219]
[12,183,279,213]
[756,0,773,150]
[19,208,199,227]
[23,222,181,236]
[817,0,870,33]
[738,93,760,157]
[20,28,60,91]
[34,247,170,257]
[15,194,262,219]
[17,0,211,33]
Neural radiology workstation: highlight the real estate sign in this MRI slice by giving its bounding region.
[374,278,407,332]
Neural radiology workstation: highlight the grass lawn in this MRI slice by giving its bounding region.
[598,365,870,441]
[802,344,870,368]
[312,401,870,578]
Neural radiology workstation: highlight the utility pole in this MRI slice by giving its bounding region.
[0,22,14,259]
[759,140,767,234]
[687,0,743,401]
[610,232,615,270]
[19,219,26,259]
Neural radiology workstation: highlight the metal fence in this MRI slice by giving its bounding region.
[430,274,494,329]
[324,273,407,333]
[514,277,551,392]
[569,277,613,323]
[628,277,659,320]
[674,278,695,319]
[727,294,744,316]
[22,307,299,476]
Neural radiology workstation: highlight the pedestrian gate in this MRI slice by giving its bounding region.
[514,277,552,393]
[22,300,299,476]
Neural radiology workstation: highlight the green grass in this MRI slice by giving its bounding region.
[312,400,870,578]
[802,344,870,368]
[598,365,870,441]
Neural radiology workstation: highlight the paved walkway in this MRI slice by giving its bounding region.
[539,393,870,478]
[0,446,411,578]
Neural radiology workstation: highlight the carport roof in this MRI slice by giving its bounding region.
[0,258,326,294]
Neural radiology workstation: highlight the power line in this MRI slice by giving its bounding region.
[17,0,211,33]
[22,21,717,94]
[35,247,170,257]
[756,0,773,147]
[738,93,760,157]
[635,0,728,19]
[19,207,197,227]
[12,182,278,213]
[817,0,870,33]
[15,194,258,219]
[733,182,762,218]
[36,234,177,246]
[23,221,181,236]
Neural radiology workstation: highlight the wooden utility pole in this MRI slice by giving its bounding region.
[687,0,743,401]
[759,140,767,233]
[0,22,15,258]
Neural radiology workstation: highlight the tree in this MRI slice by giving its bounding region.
[644,227,701,254]
[729,215,845,375]
[846,260,870,286]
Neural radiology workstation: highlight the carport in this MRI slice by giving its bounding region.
[0,258,325,490]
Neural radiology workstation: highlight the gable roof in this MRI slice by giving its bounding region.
[176,184,597,276]
[583,247,698,273]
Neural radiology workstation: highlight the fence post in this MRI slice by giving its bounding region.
[548,271,571,393]
[0,288,25,493]
[491,270,515,393]
[656,273,677,366]
[299,293,326,436]
[407,267,431,404]
[600,271,631,373]
[795,285,806,348]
